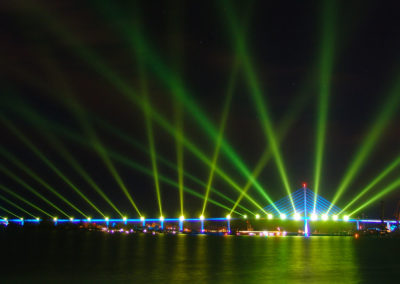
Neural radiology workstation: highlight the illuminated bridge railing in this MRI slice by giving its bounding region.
[1,217,397,224]
[1,216,398,236]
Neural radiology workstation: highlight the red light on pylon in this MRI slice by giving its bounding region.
[302,183,307,188]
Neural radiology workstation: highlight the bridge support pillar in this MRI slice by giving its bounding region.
[386,221,391,232]
[303,185,309,237]
[304,218,309,237]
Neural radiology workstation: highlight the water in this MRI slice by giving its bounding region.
[2,230,399,283]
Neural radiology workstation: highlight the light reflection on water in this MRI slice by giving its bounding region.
[3,231,399,283]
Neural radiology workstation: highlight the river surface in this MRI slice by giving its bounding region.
[2,230,399,283]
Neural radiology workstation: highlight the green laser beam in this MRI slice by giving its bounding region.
[340,155,400,214]
[230,80,314,214]
[0,116,104,217]
[124,1,271,214]
[38,60,124,218]
[202,64,237,215]
[182,168,253,216]
[1,96,120,217]
[168,3,185,216]
[101,116,267,213]
[130,56,270,212]
[349,177,400,216]
[11,2,298,215]
[92,117,254,215]
[38,133,123,218]
[126,27,163,215]
[42,60,141,217]
[93,1,276,211]
[222,0,295,211]
[6,98,256,215]
[174,100,185,216]
[0,193,37,218]
[329,80,400,212]
[313,0,337,213]
[14,0,252,214]
[0,206,20,219]
[3,0,267,213]
[109,151,243,215]
[230,150,275,214]
[0,182,59,218]
[108,150,238,215]
[76,119,142,217]
[136,36,276,213]
[96,88,265,212]
[139,63,163,217]
[75,119,252,215]
[6,96,253,216]
[0,146,87,218]
[87,127,252,215]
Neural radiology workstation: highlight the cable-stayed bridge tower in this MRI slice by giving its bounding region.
[262,186,342,235]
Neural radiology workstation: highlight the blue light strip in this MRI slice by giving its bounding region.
[1,217,231,223]
[2,217,397,224]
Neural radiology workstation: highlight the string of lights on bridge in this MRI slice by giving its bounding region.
[1,214,359,224]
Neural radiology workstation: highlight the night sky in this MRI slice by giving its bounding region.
[1,0,400,219]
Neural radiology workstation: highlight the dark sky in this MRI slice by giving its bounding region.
[1,0,400,219]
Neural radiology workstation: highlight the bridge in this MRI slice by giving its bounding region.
[1,186,398,234]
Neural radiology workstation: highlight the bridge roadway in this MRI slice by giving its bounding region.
[1,217,398,234]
